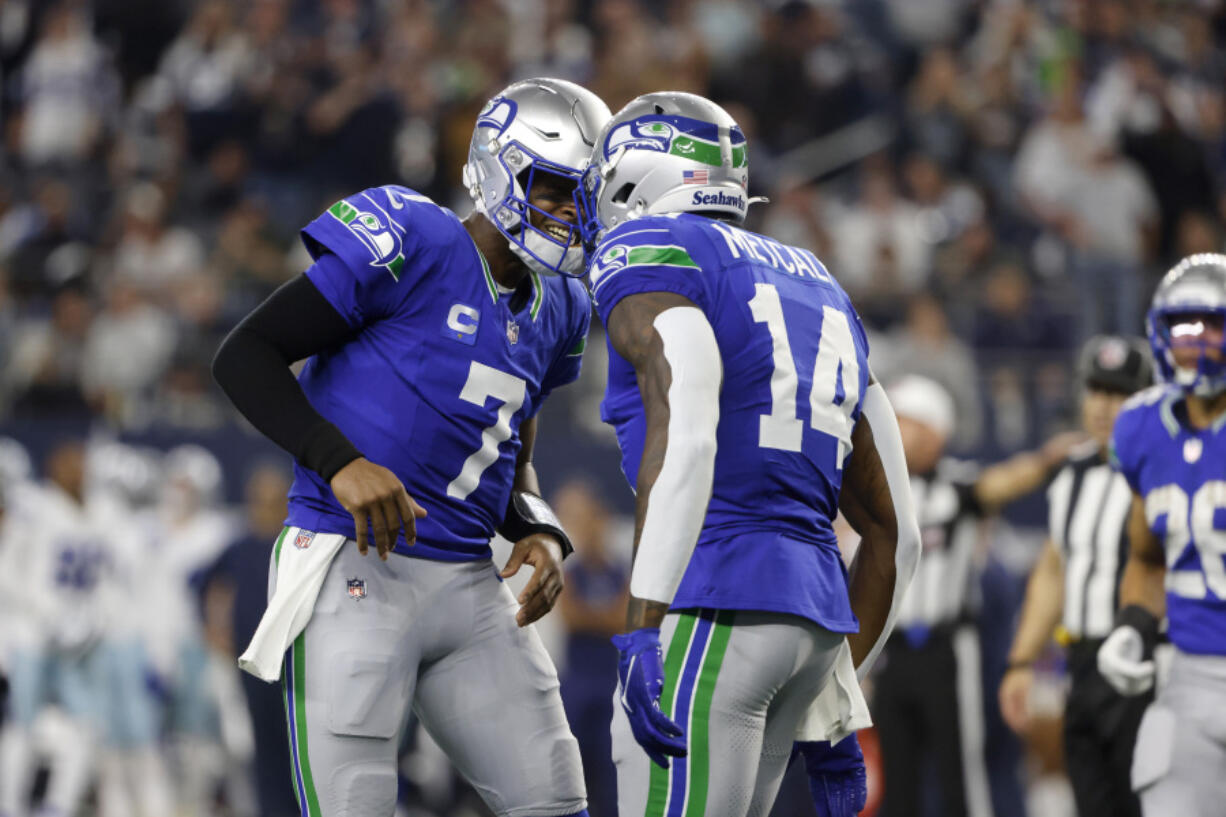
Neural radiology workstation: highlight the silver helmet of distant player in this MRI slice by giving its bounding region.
[462,78,610,277]
[1147,253,1226,397]
[161,444,223,516]
[577,92,750,246]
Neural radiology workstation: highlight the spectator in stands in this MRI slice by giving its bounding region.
[16,3,118,167]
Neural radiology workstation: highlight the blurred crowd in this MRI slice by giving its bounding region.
[0,0,1222,454]
[1,0,1225,815]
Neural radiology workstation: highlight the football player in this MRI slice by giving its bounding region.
[212,78,608,817]
[0,440,112,817]
[1097,253,1226,816]
[576,92,920,817]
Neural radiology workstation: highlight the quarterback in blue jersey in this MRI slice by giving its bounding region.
[575,93,921,817]
[1098,253,1226,816]
[213,78,609,817]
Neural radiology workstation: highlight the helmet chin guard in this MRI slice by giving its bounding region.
[463,78,610,277]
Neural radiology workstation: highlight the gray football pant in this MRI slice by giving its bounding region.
[273,538,586,817]
[1133,649,1226,817]
[612,609,842,817]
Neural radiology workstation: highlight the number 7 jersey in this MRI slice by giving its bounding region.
[287,185,591,561]
[592,213,869,633]
[1111,384,1226,656]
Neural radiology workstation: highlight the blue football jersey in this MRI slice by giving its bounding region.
[287,185,590,561]
[591,213,870,633]
[1112,384,1226,655]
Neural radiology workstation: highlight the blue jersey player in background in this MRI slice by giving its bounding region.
[212,78,609,817]
[575,92,921,817]
[1097,253,1226,817]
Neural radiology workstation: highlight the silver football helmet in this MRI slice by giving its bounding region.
[1147,253,1226,397]
[462,78,610,277]
[577,92,750,245]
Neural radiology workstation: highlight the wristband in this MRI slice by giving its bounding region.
[498,491,574,558]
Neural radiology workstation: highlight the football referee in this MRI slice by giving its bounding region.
[873,376,1084,817]
[999,335,1154,817]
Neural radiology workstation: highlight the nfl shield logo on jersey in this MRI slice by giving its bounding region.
[347,578,367,601]
[293,530,315,550]
[506,319,520,345]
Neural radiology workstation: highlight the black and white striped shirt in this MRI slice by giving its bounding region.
[895,459,985,631]
[1048,442,1133,640]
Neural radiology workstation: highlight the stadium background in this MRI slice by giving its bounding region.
[0,0,1224,815]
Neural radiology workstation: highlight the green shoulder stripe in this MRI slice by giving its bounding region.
[627,245,698,269]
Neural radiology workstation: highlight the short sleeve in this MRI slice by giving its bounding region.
[589,225,710,326]
[300,187,425,327]
[1109,408,1144,494]
[541,303,591,398]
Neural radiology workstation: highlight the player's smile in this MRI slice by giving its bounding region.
[526,171,581,246]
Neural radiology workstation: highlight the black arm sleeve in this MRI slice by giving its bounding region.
[212,268,363,481]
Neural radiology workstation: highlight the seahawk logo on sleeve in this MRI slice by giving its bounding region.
[590,244,629,288]
[328,199,406,280]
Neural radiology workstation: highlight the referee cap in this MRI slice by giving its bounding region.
[1080,335,1153,395]
[888,375,956,439]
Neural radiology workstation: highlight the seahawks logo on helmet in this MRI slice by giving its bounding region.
[328,199,406,280]
[604,120,675,160]
[476,97,517,137]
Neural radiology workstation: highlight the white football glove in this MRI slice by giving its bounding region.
[1097,625,1156,696]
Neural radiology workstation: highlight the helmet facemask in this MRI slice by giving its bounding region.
[1150,307,1226,397]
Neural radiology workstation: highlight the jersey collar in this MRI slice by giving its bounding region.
[466,234,546,320]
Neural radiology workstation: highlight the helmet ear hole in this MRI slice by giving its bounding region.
[611,183,635,205]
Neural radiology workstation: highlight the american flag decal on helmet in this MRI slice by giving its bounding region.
[683,169,708,184]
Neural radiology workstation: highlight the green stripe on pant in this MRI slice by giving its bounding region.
[644,610,736,817]
[684,611,735,817]
[292,635,322,816]
[646,612,700,817]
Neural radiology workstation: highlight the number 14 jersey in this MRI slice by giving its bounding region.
[592,213,870,633]
[288,185,591,561]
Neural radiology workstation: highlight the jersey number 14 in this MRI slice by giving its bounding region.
[749,283,860,468]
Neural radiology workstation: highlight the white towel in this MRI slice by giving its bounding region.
[238,527,347,683]
[796,639,872,744]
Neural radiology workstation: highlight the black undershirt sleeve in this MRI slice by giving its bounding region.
[212,262,363,481]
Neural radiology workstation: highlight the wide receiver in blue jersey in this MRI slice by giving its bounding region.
[1097,253,1226,817]
[212,78,609,817]
[575,93,921,817]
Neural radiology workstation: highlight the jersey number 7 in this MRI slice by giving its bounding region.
[749,282,861,469]
[445,361,527,502]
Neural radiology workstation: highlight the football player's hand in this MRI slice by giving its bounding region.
[794,735,868,817]
[501,534,564,626]
[611,627,686,769]
[330,458,426,561]
[998,665,1034,735]
[1097,625,1155,696]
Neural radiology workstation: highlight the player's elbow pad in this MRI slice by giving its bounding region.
[629,306,722,605]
